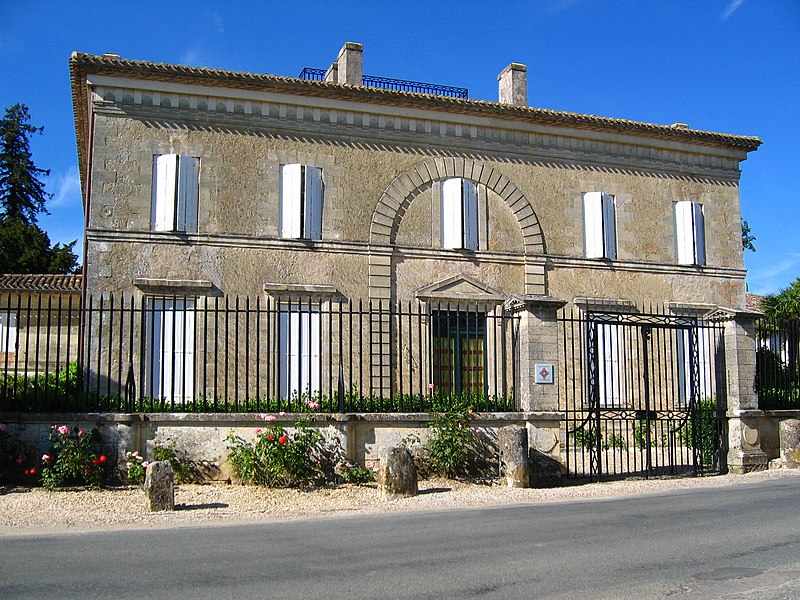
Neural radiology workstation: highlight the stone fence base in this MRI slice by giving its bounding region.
[0,411,562,484]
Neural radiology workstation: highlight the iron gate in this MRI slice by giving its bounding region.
[559,306,728,481]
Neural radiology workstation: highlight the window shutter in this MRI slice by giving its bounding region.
[677,328,691,405]
[675,200,694,265]
[152,154,178,231]
[300,310,321,396]
[0,312,17,353]
[462,179,478,250]
[583,192,604,258]
[280,164,302,239]
[597,323,621,407]
[441,178,463,249]
[172,299,195,403]
[176,156,199,233]
[602,193,617,259]
[303,166,323,240]
[693,202,706,266]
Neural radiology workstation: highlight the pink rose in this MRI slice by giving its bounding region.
[427,383,435,390]
[42,454,52,462]
[254,428,262,435]
[78,428,85,436]
[263,415,276,422]
[306,400,320,410]
[57,425,69,435]
[0,423,7,432]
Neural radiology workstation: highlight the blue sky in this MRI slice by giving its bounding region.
[1,0,797,294]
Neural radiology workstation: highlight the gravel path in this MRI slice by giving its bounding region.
[2,469,798,537]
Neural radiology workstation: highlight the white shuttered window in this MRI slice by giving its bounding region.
[441,178,478,250]
[152,154,200,233]
[278,309,321,399]
[0,312,17,353]
[583,192,617,259]
[280,164,323,240]
[675,200,706,265]
[597,323,622,407]
[148,298,195,404]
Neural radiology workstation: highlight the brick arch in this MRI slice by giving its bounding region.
[368,158,547,302]
[369,158,545,254]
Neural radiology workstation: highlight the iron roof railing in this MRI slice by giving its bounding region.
[298,67,469,99]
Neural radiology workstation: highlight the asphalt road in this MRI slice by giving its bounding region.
[2,477,799,599]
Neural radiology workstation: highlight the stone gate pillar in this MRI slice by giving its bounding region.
[515,295,566,412]
[724,310,768,473]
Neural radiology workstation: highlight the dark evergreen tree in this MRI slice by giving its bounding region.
[0,104,50,225]
[0,103,78,273]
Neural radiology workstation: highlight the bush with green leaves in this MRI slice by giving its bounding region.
[425,401,477,479]
[226,418,323,487]
[41,425,107,489]
[339,463,375,485]
[681,397,720,466]
[124,450,148,485]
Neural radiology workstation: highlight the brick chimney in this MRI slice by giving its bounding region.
[498,63,527,106]
[336,42,363,86]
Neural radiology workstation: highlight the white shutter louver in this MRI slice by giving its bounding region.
[280,164,302,239]
[597,323,621,407]
[584,192,604,258]
[279,309,321,399]
[693,202,706,266]
[441,178,463,249]
[675,200,694,265]
[303,166,323,240]
[602,193,617,259]
[149,298,194,404]
[152,154,178,231]
[177,156,199,233]
[0,312,17,353]
[462,179,478,250]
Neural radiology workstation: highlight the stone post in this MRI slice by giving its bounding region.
[779,419,800,468]
[498,63,528,106]
[499,425,530,487]
[724,311,768,473]
[377,446,418,499]
[144,460,175,511]
[337,42,363,86]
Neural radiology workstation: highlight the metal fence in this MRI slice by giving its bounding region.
[298,67,470,98]
[0,294,519,414]
[756,317,800,409]
[557,305,728,480]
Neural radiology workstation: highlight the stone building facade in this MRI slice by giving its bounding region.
[69,43,766,473]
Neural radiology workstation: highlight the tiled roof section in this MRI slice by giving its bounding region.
[746,292,766,312]
[0,274,82,293]
[69,52,762,190]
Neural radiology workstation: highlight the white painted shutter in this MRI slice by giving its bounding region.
[602,193,617,259]
[279,309,320,399]
[177,156,199,233]
[280,164,302,238]
[675,201,694,265]
[300,310,321,396]
[583,192,604,258]
[303,166,323,240]
[0,312,17,353]
[150,298,194,403]
[597,323,621,406]
[677,328,691,405]
[462,179,478,250]
[693,202,705,266]
[152,154,178,231]
[441,178,463,249]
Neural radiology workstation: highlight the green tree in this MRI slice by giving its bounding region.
[0,217,78,274]
[0,103,78,273]
[762,277,800,320]
[0,104,50,225]
[741,219,756,252]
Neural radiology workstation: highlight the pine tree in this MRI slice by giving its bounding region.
[0,103,78,274]
[0,104,50,225]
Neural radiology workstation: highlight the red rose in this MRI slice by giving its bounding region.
[29,468,36,475]
[267,434,275,441]
[278,435,288,445]
[99,455,107,463]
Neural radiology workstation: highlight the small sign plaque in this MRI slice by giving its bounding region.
[534,363,554,384]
